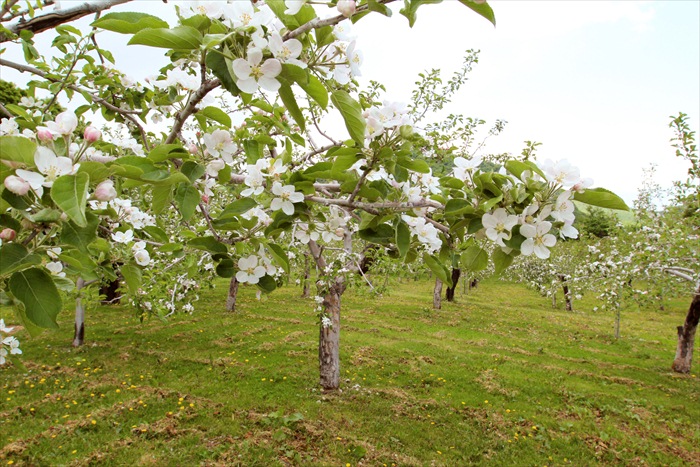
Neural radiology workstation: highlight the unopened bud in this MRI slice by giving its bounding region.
[336,0,356,17]
[83,126,101,143]
[0,228,16,241]
[94,179,117,201]
[189,143,199,154]
[37,127,53,142]
[201,194,210,204]
[4,175,31,196]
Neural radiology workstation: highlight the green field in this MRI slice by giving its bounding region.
[1,278,698,466]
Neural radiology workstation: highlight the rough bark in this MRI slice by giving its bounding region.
[319,284,343,390]
[671,290,700,373]
[72,278,86,347]
[433,278,443,310]
[445,268,461,302]
[226,276,239,312]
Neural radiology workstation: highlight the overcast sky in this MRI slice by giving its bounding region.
[3,0,698,205]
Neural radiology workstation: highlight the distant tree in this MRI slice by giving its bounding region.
[578,206,618,238]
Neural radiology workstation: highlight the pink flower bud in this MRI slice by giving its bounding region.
[37,127,54,142]
[336,0,356,17]
[201,194,210,204]
[4,175,31,196]
[83,126,101,143]
[94,179,117,201]
[0,228,16,242]
[189,143,199,154]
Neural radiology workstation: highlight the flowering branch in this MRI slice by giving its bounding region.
[165,79,221,145]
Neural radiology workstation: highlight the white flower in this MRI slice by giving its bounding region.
[333,19,356,41]
[337,0,356,17]
[112,230,134,244]
[45,111,78,136]
[186,1,224,19]
[520,221,557,259]
[284,0,306,15]
[0,319,13,333]
[453,156,482,179]
[134,249,150,267]
[236,255,266,284]
[182,303,194,313]
[206,159,226,177]
[321,316,332,328]
[203,130,237,163]
[482,208,519,247]
[46,261,66,278]
[132,241,147,252]
[295,223,319,244]
[268,33,306,69]
[232,50,282,94]
[346,41,362,77]
[33,146,77,187]
[0,117,19,136]
[159,68,200,91]
[540,159,580,188]
[241,166,265,197]
[270,182,304,216]
[47,247,62,260]
[551,191,575,223]
[94,179,117,202]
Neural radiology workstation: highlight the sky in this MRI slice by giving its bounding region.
[2,0,699,206]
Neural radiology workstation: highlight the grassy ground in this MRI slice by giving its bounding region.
[1,277,698,466]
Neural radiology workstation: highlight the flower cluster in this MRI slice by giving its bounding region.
[0,319,22,365]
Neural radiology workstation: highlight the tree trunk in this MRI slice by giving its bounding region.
[614,309,621,339]
[445,268,461,302]
[301,253,310,298]
[558,274,573,312]
[226,276,239,312]
[319,284,344,390]
[671,290,700,373]
[470,278,479,289]
[99,278,121,305]
[73,278,86,347]
[433,278,443,310]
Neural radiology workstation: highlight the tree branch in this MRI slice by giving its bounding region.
[165,79,221,145]
[1,0,132,42]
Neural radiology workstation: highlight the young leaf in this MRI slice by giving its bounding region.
[457,0,496,26]
[278,82,306,132]
[492,248,515,275]
[422,253,452,287]
[91,12,169,34]
[174,183,200,221]
[128,26,203,50]
[460,246,488,272]
[0,243,41,277]
[120,263,142,295]
[0,136,37,166]
[266,243,290,274]
[50,173,89,228]
[198,106,232,128]
[396,221,411,259]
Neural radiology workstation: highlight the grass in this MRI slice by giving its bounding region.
[1,277,699,466]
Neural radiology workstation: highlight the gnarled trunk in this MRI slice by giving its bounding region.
[433,278,443,310]
[226,276,239,312]
[445,268,461,302]
[319,282,345,390]
[73,278,86,347]
[671,291,700,373]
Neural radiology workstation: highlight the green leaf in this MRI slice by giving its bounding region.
[0,243,41,277]
[151,185,172,214]
[368,0,393,16]
[143,226,169,243]
[396,157,430,174]
[50,173,89,228]
[445,198,471,216]
[243,139,262,164]
[128,26,202,50]
[216,258,234,278]
[174,183,200,221]
[0,136,36,166]
[59,250,99,281]
[121,263,142,294]
[458,0,496,26]
[422,253,452,287]
[181,161,206,183]
[280,63,309,85]
[188,236,228,254]
[147,144,189,162]
[60,213,99,253]
[396,221,410,259]
[492,248,515,275]
[504,160,546,181]
[198,106,232,128]
[205,49,240,96]
[278,82,306,132]
[9,268,62,329]
[400,0,443,27]
[257,275,277,294]
[77,161,113,184]
[0,214,21,231]
[460,246,488,272]
[358,224,395,245]
[221,198,258,217]
[265,243,290,274]
[574,188,629,211]
[91,12,168,34]
[331,90,366,147]
[297,73,328,109]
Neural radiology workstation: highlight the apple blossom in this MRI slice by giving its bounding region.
[0,228,16,242]
[83,126,101,143]
[541,159,581,188]
[236,255,266,284]
[4,175,32,196]
[521,221,557,259]
[270,182,304,215]
[284,0,306,15]
[46,261,66,278]
[134,249,151,267]
[33,146,77,186]
[453,156,482,179]
[337,0,356,17]
[36,126,54,142]
[295,223,320,244]
[482,208,519,247]
[232,50,282,94]
[241,167,265,197]
[112,230,134,244]
[94,179,117,201]
[203,130,237,162]
[268,33,306,69]
[45,111,78,136]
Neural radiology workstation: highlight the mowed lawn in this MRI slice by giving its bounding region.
[1,277,698,466]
